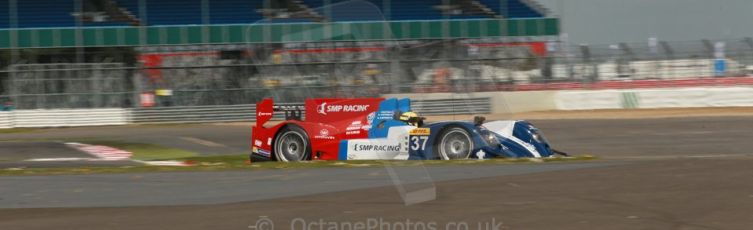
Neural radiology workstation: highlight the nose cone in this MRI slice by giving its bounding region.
[482,120,555,158]
[514,121,554,158]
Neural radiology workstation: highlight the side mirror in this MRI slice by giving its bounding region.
[473,116,486,126]
[392,110,403,120]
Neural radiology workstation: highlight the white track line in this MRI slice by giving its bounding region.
[25,158,97,162]
[24,143,190,166]
[65,142,132,161]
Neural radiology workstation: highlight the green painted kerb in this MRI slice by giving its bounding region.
[0,18,559,49]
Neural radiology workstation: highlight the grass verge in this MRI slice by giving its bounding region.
[0,154,597,176]
[0,128,35,134]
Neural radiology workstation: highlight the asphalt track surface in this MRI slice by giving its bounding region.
[0,124,251,168]
[0,142,139,168]
[2,116,753,229]
[0,163,612,208]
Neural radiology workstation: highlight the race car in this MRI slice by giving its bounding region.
[251,98,565,161]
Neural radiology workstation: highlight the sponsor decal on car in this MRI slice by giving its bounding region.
[317,102,371,115]
[409,128,431,136]
[345,139,409,160]
[376,110,394,120]
[257,111,273,117]
[352,143,404,152]
[314,129,335,140]
[367,112,376,124]
[254,139,263,147]
[346,121,363,135]
[257,148,271,157]
[346,121,362,131]
[274,105,304,111]
[346,119,373,132]
[317,102,328,115]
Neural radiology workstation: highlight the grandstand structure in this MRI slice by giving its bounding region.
[1,0,559,108]
[2,0,547,28]
[5,0,751,109]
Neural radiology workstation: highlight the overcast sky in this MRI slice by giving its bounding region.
[534,0,753,45]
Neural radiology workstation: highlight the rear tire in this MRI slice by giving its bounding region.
[274,126,311,162]
[437,127,474,160]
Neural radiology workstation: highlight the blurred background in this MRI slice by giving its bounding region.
[1,0,753,111]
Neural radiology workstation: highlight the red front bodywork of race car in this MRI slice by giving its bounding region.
[251,98,385,160]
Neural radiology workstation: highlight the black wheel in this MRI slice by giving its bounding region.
[437,127,474,160]
[274,126,311,162]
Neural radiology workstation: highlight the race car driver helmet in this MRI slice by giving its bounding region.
[399,111,423,127]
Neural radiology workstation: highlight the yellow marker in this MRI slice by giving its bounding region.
[155,89,173,96]
[252,146,258,153]
[409,128,431,136]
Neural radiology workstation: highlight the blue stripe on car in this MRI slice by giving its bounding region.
[338,140,349,160]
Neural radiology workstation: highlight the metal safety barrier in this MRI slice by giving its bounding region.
[411,98,491,115]
[0,98,492,128]
[0,109,129,128]
[129,98,492,124]
[0,112,12,129]
[130,104,257,124]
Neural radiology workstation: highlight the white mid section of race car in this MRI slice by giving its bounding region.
[343,126,412,160]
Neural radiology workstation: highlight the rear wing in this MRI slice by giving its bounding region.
[255,98,304,127]
[256,98,388,128]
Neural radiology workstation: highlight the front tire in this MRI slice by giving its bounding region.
[437,127,474,160]
[274,126,311,162]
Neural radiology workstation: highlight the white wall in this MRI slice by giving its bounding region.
[384,91,557,114]
[0,112,12,129]
[555,87,753,110]
[2,88,752,129]
[555,90,624,110]
[388,86,753,112]
[638,87,753,108]
[0,109,129,129]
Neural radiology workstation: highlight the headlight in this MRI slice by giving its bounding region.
[530,130,548,143]
[481,130,499,145]
[532,133,541,142]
